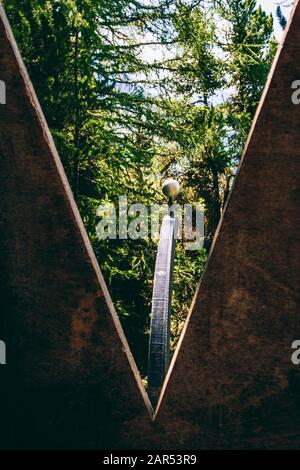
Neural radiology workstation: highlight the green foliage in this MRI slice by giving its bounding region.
[276,5,287,31]
[4,0,277,377]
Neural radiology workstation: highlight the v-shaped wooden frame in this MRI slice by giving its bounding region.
[0,1,300,449]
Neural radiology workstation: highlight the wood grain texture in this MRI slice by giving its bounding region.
[155,0,300,449]
[0,4,152,450]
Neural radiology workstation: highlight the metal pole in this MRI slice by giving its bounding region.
[147,179,179,407]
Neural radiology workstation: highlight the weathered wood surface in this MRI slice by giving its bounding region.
[0,4,151,450]
[155,0,300,449]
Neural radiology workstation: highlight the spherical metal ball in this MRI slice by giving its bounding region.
[162,178,180,199]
